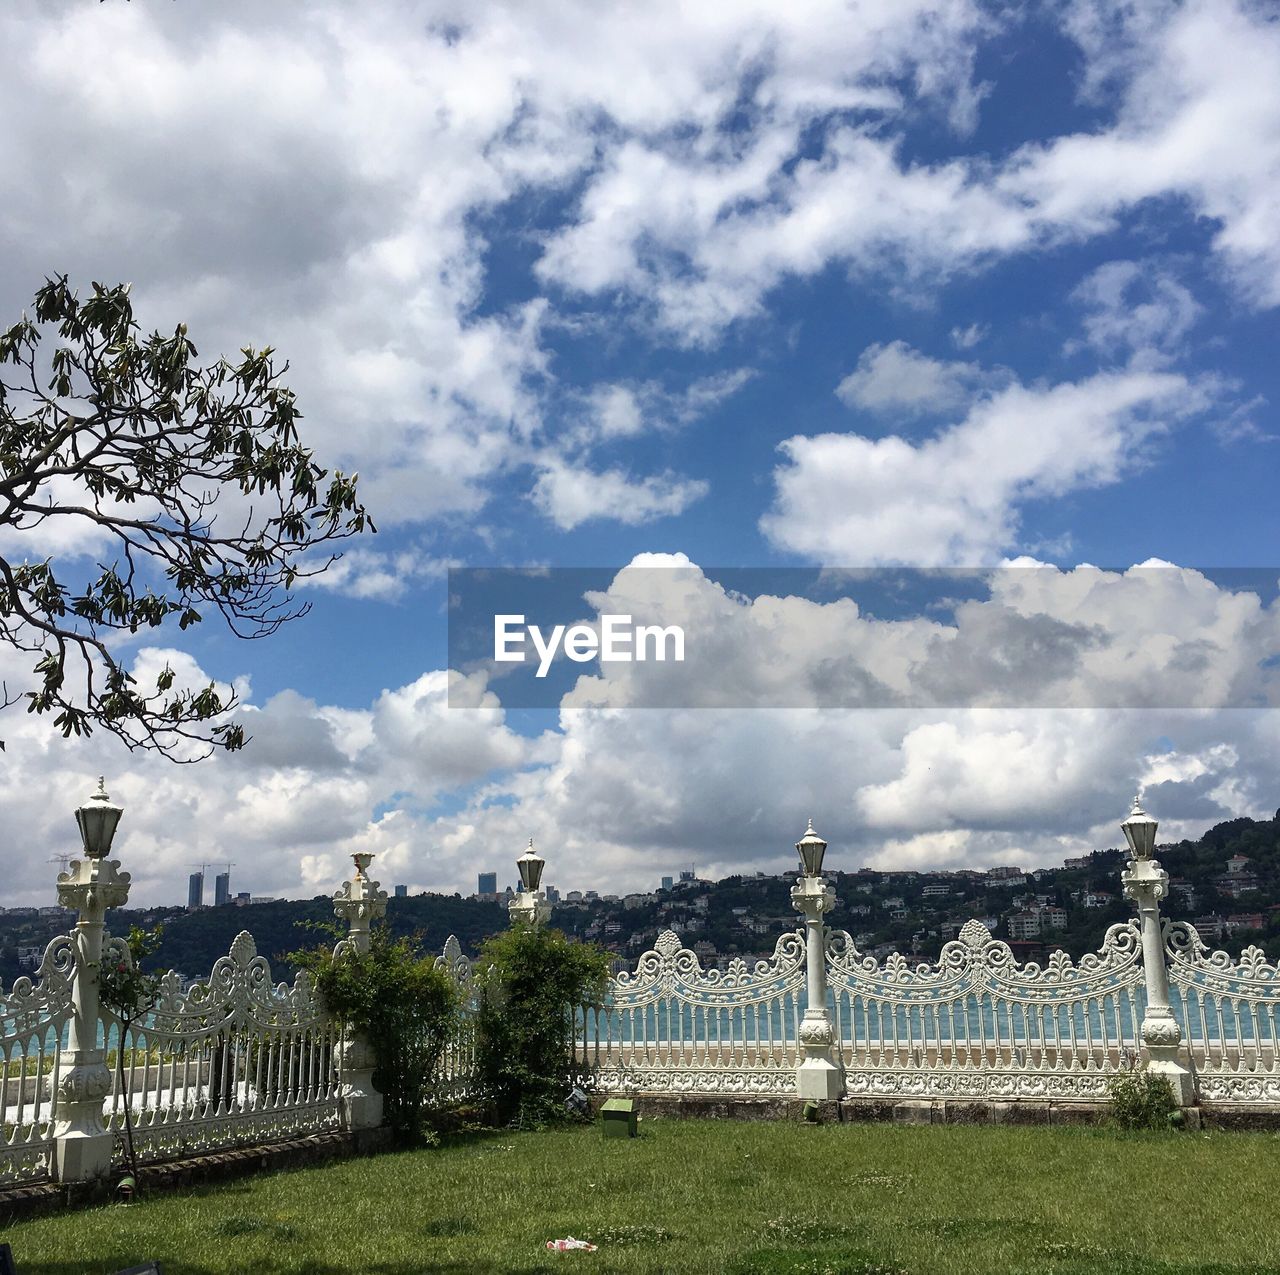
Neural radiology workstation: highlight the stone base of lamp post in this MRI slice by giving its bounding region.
[337,1034,384,1131]
[49,1056,114,1182]
[796,1012,843,1101]
[1141,1009,1196,1106]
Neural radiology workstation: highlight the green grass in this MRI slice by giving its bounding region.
[6,1119,1280,1274]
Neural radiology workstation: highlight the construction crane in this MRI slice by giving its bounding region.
[49,852,74,873]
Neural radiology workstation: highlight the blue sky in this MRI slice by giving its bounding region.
[1,0,1278,907]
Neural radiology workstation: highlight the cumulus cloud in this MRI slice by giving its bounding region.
[531,461,708,530]
[550,558,1280,712]
[763,367,1203,564]
[835,341,993,417]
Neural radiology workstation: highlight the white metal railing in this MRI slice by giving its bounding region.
[0,935,75,1185]
[1166,922,1280,1103]
[828,919,1146,1101]
[574,928,807,1095]
[105,930,344,1165]
[433,935,478,1102]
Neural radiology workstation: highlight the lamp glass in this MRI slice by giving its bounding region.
[518,847,545,893]
[1121,802,1158,860]
[796,827,827,878]
[75,782,123,859]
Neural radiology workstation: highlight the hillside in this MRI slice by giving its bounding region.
[3,809,1278,986]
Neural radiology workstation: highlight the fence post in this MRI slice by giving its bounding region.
[51,779,131,1182]
[1119,796,1195,1105]
[508,838,551,929]
[332,852,388,1129]
[791,820,843,1101]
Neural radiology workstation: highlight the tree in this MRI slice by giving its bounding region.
[0,276,372,758]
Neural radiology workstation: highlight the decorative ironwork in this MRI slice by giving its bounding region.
[0,935,77,1185]
[826,920,1147,1100]
[577,928,807,1096]
[105,929,343,1165]
[1166,922,1280,1102]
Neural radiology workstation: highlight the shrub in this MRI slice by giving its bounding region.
[473,925,610,1128]
[294,926,459,1141]
[1107,1067,1178,1130]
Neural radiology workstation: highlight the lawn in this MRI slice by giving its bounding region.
[5,1119,1280,1274]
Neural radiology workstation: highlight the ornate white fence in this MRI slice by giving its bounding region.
[828,919,1146,1101]
[1167,923,1280,1103]
[575,929,807,1095]
[106,931,345,1165]
[10,785,1280,1193]
[0,936,75,1186]
[433,935,478,1104]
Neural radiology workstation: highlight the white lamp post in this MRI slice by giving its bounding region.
[52,778,132,1182]
[509,839,552,929]
[790,819,842,1101]
[1119,795,1194,1105]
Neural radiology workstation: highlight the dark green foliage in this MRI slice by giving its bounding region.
[1107,1067,1178,1130]
[293,926,458,1142]
[473,925,610,1128]
[0,276,371,759]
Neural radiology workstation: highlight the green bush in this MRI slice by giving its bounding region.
[473,925,610,1128]
[294,926,458,1141]
[1107,1067,1178,1130]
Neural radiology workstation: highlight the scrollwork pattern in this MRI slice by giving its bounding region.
[611,928,806,1009]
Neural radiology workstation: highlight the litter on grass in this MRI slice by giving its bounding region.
[546,1237,598,1252]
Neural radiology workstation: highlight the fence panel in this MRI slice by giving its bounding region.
[1166,922,1280,1102]
[433,935,478,1103]
[829,919,1146,1100]
[576,928,807,1095]
[105,930,343,1165]
[0,935,75,1186]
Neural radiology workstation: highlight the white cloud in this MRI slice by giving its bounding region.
[1071,260,1201,358]
[4,562,1277,909]
[1005,0,1280,306]
[835,341,992,416]
[763,367,1201,564]
[531,461,708,531]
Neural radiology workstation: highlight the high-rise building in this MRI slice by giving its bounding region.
[661,875,674,890]
[394,884,408,898]
[187,871,204,909]
[545,885,560,902]
[478,871,497,895]
[214,872,231,907]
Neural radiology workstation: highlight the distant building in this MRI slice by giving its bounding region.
[922,883,950,897]
[214,872,231,907]
[1063,856,1090,870]
[661,876,674,891]
[187,871,204,909]
[1008,912,1042,940]
[545,885,560,902]
[1227,855,1252,875]
[394,884,408,898]
[1226,912,1265,932]
[679,871,695,883]
[478,871,497,896]
[235,892,251,906]
[987,865,1026,880]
